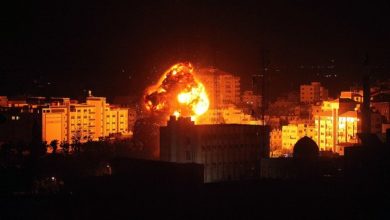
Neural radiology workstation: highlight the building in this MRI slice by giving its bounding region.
[196,105,262,125]
[112,95,139,135]
[300,82,328,103]
[312,99,359,153]
[270,129,282,156]
[340,90,363,103]
[0,106,40,143]
[0,95,130,145]
[281,123,316,152]
[0,96,8,107]
[241,90,262,116]
[42,96,129,144]
[160,116,270,182]
[371,93,390,123]
[261,136,341,180]
[197,67,240,108]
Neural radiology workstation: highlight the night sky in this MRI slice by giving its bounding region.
[1,0,389,99]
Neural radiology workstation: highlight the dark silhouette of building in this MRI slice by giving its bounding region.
[0,106,41,144]
[293,136,319,159]
[260,136,341,180]
[160,116,270,182]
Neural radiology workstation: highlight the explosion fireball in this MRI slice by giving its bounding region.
[144,62,209,121]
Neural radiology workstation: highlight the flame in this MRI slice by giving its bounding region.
[144,62,209,121]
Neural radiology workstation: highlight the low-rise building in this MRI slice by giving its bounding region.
[160,116,270,182]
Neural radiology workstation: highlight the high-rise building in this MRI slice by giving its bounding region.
[300,82,328,103]
[197,67,240,108]
[160,116,269,182]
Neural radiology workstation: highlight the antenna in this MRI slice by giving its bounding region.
[261,49,270,125]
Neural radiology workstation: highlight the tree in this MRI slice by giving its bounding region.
[50,140,58,154]
[71,129,82,153]
[60,141,70,155]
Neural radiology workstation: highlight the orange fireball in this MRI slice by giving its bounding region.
[145,62,209,121]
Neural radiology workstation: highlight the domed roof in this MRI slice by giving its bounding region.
[293,136,319,159]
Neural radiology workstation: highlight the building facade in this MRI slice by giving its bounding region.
[160,116,270,182]
[197,67,240,108]
[300,82,328,103]
[196,105,262,125]
[0,95,130,145]
[42,96,129,144]
[281,123,315,152]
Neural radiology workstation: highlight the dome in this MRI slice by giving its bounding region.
[293,136,319,159]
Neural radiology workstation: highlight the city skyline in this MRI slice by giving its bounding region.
[1,1,389,218]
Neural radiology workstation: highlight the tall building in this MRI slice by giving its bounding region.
[160,116,270,182]
[300,82,328,103]
[197,67,240,108]
[312,99,360,153]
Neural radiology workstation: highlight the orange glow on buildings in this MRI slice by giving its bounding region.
[276,99,362,155]
[42,96,130,144]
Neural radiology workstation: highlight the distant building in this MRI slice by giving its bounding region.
[312,99,359,153]
[371,92,390,123]
[300,82,328,103]
[0,96,8,107]
[0,95,130,145]
[197,105,262,125]
[281,123,315,152]
[160,116,270,182]
[261,136,334,180]
[0,106,40,143]
[42,96,130,143]
[112,96,139,135]
[340,90,363,103]
[270,129,282,155]
[197,67,240,108]
[241,90,262,116]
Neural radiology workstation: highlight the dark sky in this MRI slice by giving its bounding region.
[1,0,389,99]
